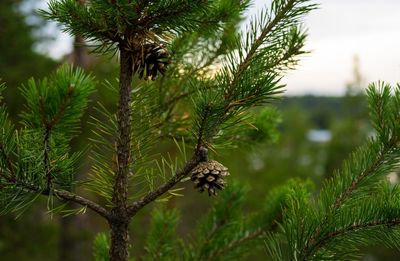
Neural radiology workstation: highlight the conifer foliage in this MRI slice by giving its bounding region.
[265,82,400,260]
[2,0,400,260]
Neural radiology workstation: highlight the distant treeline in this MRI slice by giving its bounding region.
[278,95,368,129]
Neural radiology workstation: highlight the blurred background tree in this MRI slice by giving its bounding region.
[0,0,57,112]
[0,1,58,260]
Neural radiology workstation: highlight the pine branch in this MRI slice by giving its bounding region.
[54,189,111,220]
[127,153,201,217]
[43,126,52,190]
[332,142,393,210]
[189,0,315,149]
[204,212,284,261]
[0,124,108,219]
[0,143,16,182]
[265,82,400,261]
[48,85,75,127]
[300,83,400,259]
[1,168,111,219]
[144,208,180,260]
[304,139,397,258]
[36,74,84,191]
[226,0,296,100]
[224,0,313,103]
[204,228,264,261]
[164,84,216,108]
[127,99,212,217]
[195,181,290,261]
[311,218,400,254]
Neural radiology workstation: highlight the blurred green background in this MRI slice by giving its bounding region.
[0,0,398,260]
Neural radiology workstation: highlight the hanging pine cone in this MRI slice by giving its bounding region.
[132,43,170,80]
[191,160,229,196]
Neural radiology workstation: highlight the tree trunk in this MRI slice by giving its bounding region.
[71,36,88,68]
[59,2,89,258]
[109,217,130,261]
[109,45,133,261]
[113,46,132,212]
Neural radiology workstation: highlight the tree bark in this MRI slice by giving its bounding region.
[109,46,133,261]
[109,217,130,261]
[71,36,88,68]
[113,47,132,210]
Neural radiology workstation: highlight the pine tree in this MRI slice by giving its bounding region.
[2,0,400,260]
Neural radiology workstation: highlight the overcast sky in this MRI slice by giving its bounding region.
[46,0,400,96]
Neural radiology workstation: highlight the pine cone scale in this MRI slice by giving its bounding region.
[130,42,170,80]
[191,160,229,196]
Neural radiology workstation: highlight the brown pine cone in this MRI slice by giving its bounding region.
[191,160,229,196]
[132,43,170,80]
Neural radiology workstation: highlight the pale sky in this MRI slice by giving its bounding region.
[45,0,400,96]
[251,0,400,95]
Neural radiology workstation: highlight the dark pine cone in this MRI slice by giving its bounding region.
[132,43,170,80]
[191,160,229,196]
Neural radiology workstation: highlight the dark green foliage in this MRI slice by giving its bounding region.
[279,95,343,129]
[3,0,318,259]
[6,0,400,260]
[0,66,95,215]
[244,107,282,144]
[191,0,317,149]
[0,0,57,93]
[93,233,110,261]
[190,183,249,260]
[144,208,180,261]
[265,82,400,260]
[41,0,315,152]
[142,181,307,260]
[324,118,368,177]
[20,66,95,136]
[77,0,253,206]
[41,0,248,55]
[169,0,250,71]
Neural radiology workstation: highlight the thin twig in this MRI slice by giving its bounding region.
[0,143,16,182]
[39,85,75,190]
[54,189,111,220]
[126,99,213,217]
[310,218,400,253]
[0,173,111,220]
[127,153,201,217]
[164,84,216,108]
[43,127,52,190]
[204,213,281,261]
[49,85,75,127]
